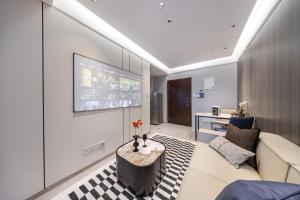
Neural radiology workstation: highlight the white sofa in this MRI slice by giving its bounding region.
[178,132,300,200]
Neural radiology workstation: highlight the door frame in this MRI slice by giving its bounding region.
[167,77,192,126]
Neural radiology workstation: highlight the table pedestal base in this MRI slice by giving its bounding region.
[116,151,166,197]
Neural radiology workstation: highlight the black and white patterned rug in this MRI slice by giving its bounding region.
[53,134,195,200]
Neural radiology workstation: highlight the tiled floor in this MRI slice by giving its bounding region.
[35,123,205,200]
[36,155,115,200]
[150,123,195,141]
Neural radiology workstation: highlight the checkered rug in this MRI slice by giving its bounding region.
[53,135,195,200]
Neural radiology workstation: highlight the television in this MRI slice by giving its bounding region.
[73,53,142,112]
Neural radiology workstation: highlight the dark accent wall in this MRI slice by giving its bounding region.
[238,0,300,145]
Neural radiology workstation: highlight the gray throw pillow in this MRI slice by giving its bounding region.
[209,136,255,168]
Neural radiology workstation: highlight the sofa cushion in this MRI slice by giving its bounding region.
[191,142,261,183]
[225,124,260,169]
[209,136,255,168]
[216,180,300,200]
[177,167,227,200]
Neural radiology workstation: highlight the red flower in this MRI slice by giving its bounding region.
[133,121,139,128]
[132,120,143,128]
[137,119,143,126]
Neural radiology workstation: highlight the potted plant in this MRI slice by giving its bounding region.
[231,101,248,118]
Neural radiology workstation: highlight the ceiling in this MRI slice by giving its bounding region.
[150,64,167,77]
[78,0,256,69]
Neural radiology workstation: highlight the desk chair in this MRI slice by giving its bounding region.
[210,109,236,130]
[214,116,255,131]
[230,117,255,129]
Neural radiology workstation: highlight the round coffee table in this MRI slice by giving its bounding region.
[116,137,166,197]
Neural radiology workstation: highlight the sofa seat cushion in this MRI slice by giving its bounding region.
[177,167,227,200]
[190,142,261,184]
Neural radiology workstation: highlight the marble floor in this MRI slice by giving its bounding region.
[150,123,195,141]
[36,123,211,200]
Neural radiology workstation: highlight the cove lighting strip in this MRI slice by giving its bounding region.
[231,0,281,60]
[45,0,280,74]
[169,0,280,74]
[170,56,236,74]
[48,0,170,73]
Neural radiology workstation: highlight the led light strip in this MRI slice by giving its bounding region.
[232,0,281,60]
[170,0,280,74]
[170,56,236,74]
[46,0,170,73]
[44,0,280,74]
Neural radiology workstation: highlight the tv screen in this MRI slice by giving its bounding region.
[73,53,142,112]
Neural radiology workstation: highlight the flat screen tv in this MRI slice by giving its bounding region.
[73,53,142,112]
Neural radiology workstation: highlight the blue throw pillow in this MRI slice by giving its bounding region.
[216,180,300,200]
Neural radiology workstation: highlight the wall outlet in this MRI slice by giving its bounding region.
[83,140,105,155]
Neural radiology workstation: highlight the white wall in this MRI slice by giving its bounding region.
[43,4,150,187]
[44,4,123,186]
[153,63,237,127]
[0,1,151,198]
[0,0,44,199]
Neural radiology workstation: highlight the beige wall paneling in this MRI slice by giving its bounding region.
[0,0,44,199]
[43,4,123,186]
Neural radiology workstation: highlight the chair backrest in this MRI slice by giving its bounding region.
[229,117,254,129]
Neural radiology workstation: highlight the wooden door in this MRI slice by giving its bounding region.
[167,78,192,126]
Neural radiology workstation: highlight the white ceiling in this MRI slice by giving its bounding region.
[78,0,256,69]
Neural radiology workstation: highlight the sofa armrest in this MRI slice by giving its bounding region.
[286,165,300,184]
[257,132,300,182]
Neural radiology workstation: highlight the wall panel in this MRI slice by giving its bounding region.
[122,49,131,143]
[237,0,300,145]
[123,49,130,71]
[142,60,151,134]
[0,0,44,199]
[123,108,130,142]
[130,52,142,75]
[129,52,142,137]
[0,1,151,197]
[44,4,124,186]
[130,107,142,137]
[248,35,261,128]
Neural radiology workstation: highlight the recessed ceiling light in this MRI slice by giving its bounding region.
[159,2,164,9]
[224,47,228,50]
[228,25,236,29]
[167,18,173,23]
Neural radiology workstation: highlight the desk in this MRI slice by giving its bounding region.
[194,112,231,141]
